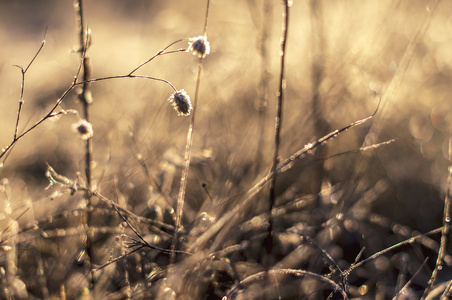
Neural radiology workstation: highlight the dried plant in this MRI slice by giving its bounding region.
[0,0,451,299]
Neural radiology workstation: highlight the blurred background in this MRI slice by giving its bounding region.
[0,0,450,233]
[1,0,452,298]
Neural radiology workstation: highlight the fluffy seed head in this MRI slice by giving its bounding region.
[72,120,93,140]
[168,89,192,116]
[188,36,210,58]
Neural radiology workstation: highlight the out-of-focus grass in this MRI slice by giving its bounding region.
[1,0,452,298]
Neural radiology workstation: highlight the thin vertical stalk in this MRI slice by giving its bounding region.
[172,0,211,263]
[74,0,95,292]
[75,0,93,190]
[423,125,452,298]
[203,0,210,36]
[264,0,290,284]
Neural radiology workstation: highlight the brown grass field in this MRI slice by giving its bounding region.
[1,0,452,299]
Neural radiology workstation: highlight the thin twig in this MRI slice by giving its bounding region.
[94,245,145,271]
[0,86,73,163]
[342,227,443,281]
[111,203,190,255]
[265,0,290,276]
[128,41,186,75]
[13,29,47,141]
[423,124,452,298]
[172,0,211,263]
[1,31,47,167]
[393,257,429,300]
[76,73,180,91]
[303,235,342,275]
[74,0,95,292]
[92,194,191,271]
[226,268,348,299]
[202,0,210,36]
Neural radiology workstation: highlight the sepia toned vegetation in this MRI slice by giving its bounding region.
[1,0,452,299]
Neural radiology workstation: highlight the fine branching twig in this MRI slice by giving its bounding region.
[0,39,187,167]
[13,29,47,142]
[90,195,190,271]
[129,39,186,75]
[1,31,47,167]
[40,165,192,271]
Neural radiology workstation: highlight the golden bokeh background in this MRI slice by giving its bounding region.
[1,0,452,298]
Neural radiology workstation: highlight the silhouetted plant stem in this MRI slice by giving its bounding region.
[74,0,92,191]
[1,32,47,167]
[74,0,95,292]
[14,31,46,142]
[423,125,452,298]
[171,0,211,266]
[264,0,290,294]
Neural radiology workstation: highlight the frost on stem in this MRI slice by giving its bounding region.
[72,120,93,140]
[168,89,192,116]
[188,36,210,58]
